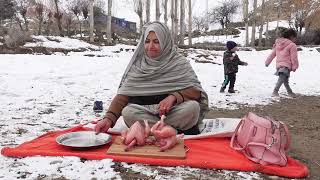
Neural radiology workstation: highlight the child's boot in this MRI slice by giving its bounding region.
[288,92,297,98]
[228,88,235,93]
[272,91,279,97]
[220,87,225,93]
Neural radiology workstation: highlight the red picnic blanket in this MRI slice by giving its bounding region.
[1,125,308,178]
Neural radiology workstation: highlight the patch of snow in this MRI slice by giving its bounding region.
[24,36,99,50]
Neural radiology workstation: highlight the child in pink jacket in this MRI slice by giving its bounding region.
[265,28,299,97]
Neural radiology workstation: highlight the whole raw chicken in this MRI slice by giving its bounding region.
[121,120,150,151]
[151,115,183,151]
[121,115,183,151]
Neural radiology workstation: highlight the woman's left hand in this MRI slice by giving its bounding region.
[158,95,176,116]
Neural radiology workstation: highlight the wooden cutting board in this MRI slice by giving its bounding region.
[107,137,186,159]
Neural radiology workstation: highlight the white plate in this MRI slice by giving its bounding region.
[56,131,112,148]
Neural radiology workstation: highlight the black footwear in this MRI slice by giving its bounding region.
[93,101,103,112]
[228,89,235,93]
[220,87,225,93]
[178,125,200,135]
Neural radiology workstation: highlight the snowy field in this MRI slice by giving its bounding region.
[0,32,320,179]
[188,20,293,46]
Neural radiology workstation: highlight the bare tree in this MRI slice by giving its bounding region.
[15,0,33,31]
[0,0,15,25]
[64,13,73,37]
[45,10,53,35]
[146,0,150,22]
[250,0,257,47]
[289,0,318,34]
[162,0,168,25]
[193,15,206,31]
[156,0,160,21]
[179,0,185,45]
[68,0,83,37]
[89,0,94,42]
[53,0,63,36]
[242,0,249,46]
[35,2,45,35]
[107,0,112,44]
[82,1,89,33]
[188,0,192,46]
[258,0,266,47]
[134,0,144,34]
[209,0,239,29]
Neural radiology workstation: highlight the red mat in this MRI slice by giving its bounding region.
[1,125,308,178]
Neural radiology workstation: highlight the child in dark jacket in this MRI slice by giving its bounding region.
[220,41,248,93]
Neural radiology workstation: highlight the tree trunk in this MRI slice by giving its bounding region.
[188,0,192,46]
[17,18,24,31]
[54,0,63,36]
[156,0,160,21]
[89,0,94,43]
[171,0,175,38]
[243,0,249,46]
[179,0,185,45]
[146,0,150,22]
[46,20,52,35]
[38,17,43,35]
[23,16,29,31]
[250,0,257,47]
[276,0,282,36]
[265,17,270,47]
[174,0,179,44]
[258,0,265,47]
[107,0,112,44]
[77,16,82,38]
[164,0,168,25]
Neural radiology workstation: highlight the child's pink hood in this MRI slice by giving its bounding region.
[275,38,293,51]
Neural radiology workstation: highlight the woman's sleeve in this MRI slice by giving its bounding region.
[104,94,129,127]
[170,87,201,105]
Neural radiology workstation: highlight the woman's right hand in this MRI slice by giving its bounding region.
[94,117,112,133]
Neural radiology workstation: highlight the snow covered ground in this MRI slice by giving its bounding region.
[1,36,319,179]
[188,20,292,46]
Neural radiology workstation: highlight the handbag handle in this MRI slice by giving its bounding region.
[280,121,290,151]
[230,117,255,151]
[244,141,287,166]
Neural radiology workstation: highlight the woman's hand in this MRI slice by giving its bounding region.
[121,120,150,151]
[94,117,112,134]
[158,95,176,116]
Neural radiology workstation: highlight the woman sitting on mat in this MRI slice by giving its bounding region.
[94,21,208,150]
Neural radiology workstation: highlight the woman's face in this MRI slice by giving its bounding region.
[144,31,161,58]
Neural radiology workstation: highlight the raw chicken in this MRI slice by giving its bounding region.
[121,120,150,151]
[151,115,183,151]
[121,115,183,151]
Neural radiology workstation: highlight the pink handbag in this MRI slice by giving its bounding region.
[230,112,290,166]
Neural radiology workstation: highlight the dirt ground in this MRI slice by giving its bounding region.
[113,95,320,179]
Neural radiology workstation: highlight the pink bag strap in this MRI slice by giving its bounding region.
[230,118,245,150]
[230,117,256,151]
[280,121,290,151]
[244,141,287,165]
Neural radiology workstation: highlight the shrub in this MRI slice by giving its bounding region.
[4,28,31,48]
